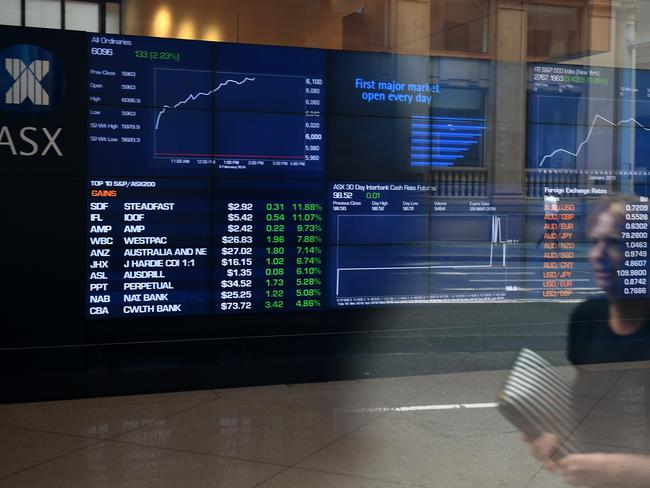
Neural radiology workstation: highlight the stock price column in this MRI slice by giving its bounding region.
[218,202,255,312]
[214,181,324,313]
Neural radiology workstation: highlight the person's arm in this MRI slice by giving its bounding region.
[558,453,650,487]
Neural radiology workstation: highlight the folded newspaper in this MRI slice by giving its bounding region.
[498,348,579,455]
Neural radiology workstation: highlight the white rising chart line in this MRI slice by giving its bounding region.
[538,114,650,167]
[154,76,256,130]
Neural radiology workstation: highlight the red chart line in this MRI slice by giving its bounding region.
[155,152,305,159]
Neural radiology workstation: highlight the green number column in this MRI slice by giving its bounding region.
[264,203,287,309]
[293,202,324,309]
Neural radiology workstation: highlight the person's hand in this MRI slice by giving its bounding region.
[558,453,650,487]
[522,432,561,471]
[558,453,619,487]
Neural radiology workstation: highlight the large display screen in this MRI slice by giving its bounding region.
[0,27,647,323]
[85,39,648,317]
[84,33,501,318]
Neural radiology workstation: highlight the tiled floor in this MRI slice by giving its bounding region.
[0,366,648,487]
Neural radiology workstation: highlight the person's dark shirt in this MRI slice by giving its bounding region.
[568,296,650,366]
[567,297,650,454]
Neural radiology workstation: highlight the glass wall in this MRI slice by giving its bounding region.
[1,5,649,488]
[86,0,650,381]
[3,0,650,398]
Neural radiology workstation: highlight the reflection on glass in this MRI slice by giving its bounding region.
[512,195,650,487]
[0,0,21,26]
[430,0,489,54]
[65,0,99,32]
[106,2,121,34]
[527,3,582,59]
[25,0,61,29]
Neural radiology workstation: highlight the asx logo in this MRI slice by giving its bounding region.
[5,58,50,105]
[0,44,65,112]
[0,44,65,157]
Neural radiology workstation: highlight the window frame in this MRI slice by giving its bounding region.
[14,0,121,33]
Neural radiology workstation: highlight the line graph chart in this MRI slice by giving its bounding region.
[528,95,650,170]
[538,114,650,167]
[154,76,256,130]
[153,68,324,173]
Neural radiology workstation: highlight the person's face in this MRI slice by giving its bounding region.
[587,209,624,294]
